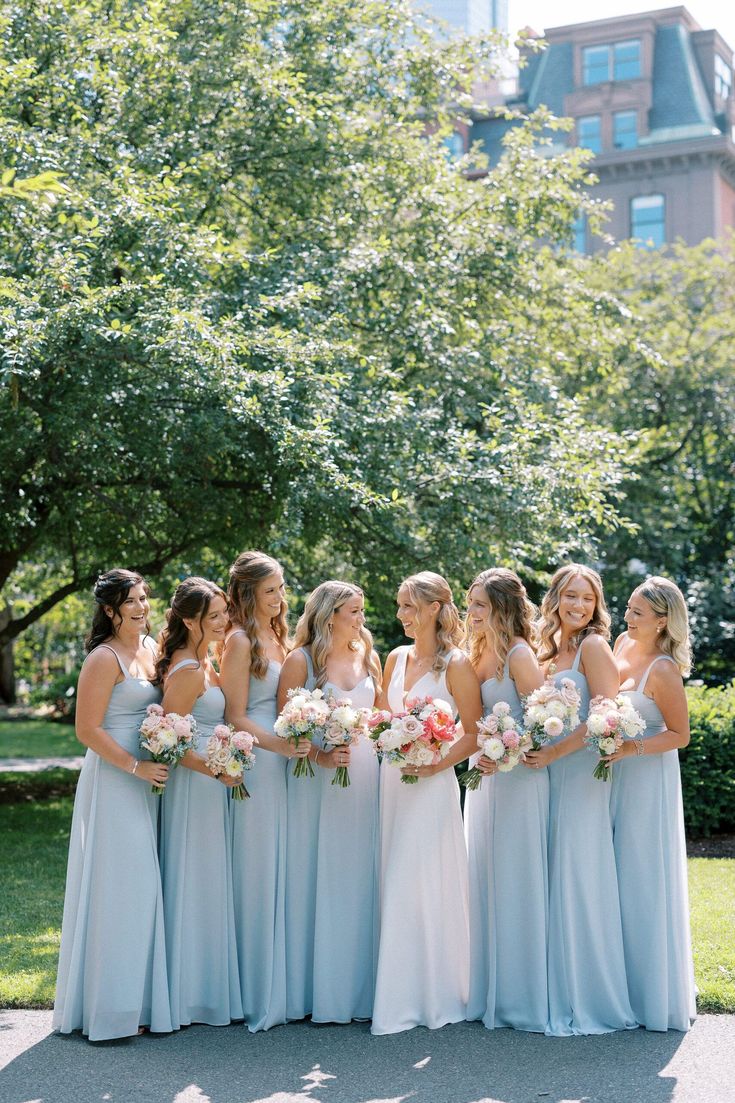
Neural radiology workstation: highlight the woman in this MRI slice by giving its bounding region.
[53,569,172,1041]
[525,564,636,1036]
[219,550,305,1032]
[371,571,482,1035]
[157,577,242,1029]
[463,568,548,1032]
[303,581,381,1023]
[607,577,696,1031]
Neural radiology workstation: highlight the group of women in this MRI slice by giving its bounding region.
[53,552,696,1043]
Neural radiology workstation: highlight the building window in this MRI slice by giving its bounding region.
[613,39,641,80]
[442,131,464,161]
[715,54,732,100]
[583,39,641,85]
[578,115,602,153]
[631,194,665,247]
[572,212,587,253]
[583,45,610,84]
[613,110,638,149]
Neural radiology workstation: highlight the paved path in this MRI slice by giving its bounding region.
[0,756,83,773]
[1,1011,734,1103]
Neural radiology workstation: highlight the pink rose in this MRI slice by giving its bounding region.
[146,703,165,715]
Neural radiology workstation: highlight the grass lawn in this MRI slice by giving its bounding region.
[0,719,81,759]
[1,795,733,1012]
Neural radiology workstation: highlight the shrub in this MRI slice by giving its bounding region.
[681,683,735,837]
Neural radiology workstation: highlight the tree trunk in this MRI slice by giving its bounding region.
[0,607,15,705]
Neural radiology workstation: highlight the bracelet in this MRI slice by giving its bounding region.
[129,758,140,775]
[314,749,322,766]
[635,738,644,757]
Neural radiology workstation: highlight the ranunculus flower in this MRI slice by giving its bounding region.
[543,716,564,738]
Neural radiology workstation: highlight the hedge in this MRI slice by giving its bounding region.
[681,683,735,837]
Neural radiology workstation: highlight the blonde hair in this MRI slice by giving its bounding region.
[464,568,537,679]
[400,571,462,674]
[635,576,692,677]
[293,580,381,690]
[226,550,291,679]
[536,563,611,666]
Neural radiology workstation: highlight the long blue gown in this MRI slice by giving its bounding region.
[284,648,323,1020]
[230,644,288,1031]
[611,655,696,1031]
[465,643,549,1031]
[159,660,242,1027]
[312,674,379,1023]
[53,645,172,1040]
[546,640,637,1036]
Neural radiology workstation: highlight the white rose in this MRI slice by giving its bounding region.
[331,705,358,729]
[547,700,566,719]
[599,737,617,753]
[410,744,435,767]
[492,701,511,717]
[289,694,307,710]
[500,715,517,731]
[274,716,288,736]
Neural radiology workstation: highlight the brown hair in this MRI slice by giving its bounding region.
[225,550,291,678]
[464,567,537,679]
[399,571,462,674]
[536,563,611,665]
[155,577,226,684]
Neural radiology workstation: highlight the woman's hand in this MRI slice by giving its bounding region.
[603,740,637,764]
[317,746,351,770]
[523,744,557,769]
[287,737,312,760]
[476,755,498,776]
[216,772,243,787]
[401,763,437,779]
[135,760,169,786]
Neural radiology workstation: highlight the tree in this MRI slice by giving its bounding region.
[0,0,639,692]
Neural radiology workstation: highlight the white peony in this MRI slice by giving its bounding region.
[543,716,563,738]
[599,737,617,754]
[482,736,505,761]
[331,705,358,729]
[547,700,566,719]
[500,715,517,731]
[586,713,607,736]
[225,758,243,778]
[492,701,511,717]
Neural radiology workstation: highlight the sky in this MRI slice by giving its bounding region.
[508,0,735,50]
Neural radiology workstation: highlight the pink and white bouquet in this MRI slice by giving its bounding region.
[138,703,197,795]
[206,724,257,800]
[585,695,646,781]
[368,696,456,784]
[459,701,531,790]
[274,687,332,778]
[321,700,372,788]
[523,677,581,750]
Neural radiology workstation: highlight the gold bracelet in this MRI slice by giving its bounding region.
[129,758,140,775]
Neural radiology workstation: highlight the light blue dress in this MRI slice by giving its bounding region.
[53,644,172,1040]
[312,674,379,1023]
[546,640,637,1036]
[465,643,549,1031]
[284,648,323,1020]
[159,660,242,1027]
[230,641,288,1032]
[611,655,696,1031]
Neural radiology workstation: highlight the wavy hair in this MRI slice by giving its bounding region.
[536,563,611,666]
[635,576,692,676]
[85,569,150,653]
[464,567,537,678]
[155,577,227,685]
[399,571,462,674]
[224,550,291,679]
[292,580,380,690]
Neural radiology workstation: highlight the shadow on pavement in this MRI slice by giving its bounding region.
[0,1014,709,1103]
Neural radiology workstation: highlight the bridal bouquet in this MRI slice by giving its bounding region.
[585,695,646,780]
[206,724,257,800]
[274,687,332,778]
[523,677,581,750]
[138,703,197,795]
[321,700,372,788]
[368,696,456,784]
[459,701,531,790]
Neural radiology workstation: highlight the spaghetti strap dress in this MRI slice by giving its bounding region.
[611,655,696,1031]
[371,646,469,1035]
[545,640,637,1036]
[312,673,379,1023]
[229,635,288,1032]
[53,643,172,1040]
[284,647,323,1019]
[159,659,242,1027]
[465,643,549,1031]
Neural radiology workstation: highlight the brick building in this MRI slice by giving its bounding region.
[471,6,735,249]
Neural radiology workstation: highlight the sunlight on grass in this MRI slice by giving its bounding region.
[689,858,735,1012]
[0,719,81,759]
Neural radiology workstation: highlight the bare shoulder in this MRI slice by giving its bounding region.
[613,631,630,656]
[222,630,252,661]
[80,646,120,679]
[281,648,307,675]
[649,656,684,691]
[167,658,206,690]
[581,633,613,659]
